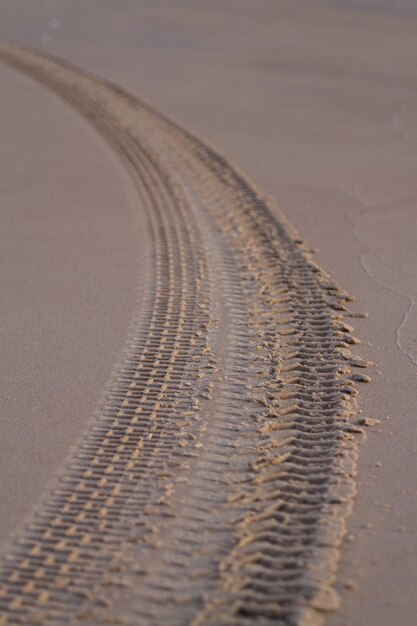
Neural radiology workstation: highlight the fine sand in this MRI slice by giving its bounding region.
[0,61,147,541]
[0,2,416,625]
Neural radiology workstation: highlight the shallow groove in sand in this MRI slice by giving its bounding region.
[0,42,370,626]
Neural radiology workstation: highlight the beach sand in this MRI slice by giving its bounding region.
[0,1,416,624]
[0,61,146,543]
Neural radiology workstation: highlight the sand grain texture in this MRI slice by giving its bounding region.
[0,2,416,625]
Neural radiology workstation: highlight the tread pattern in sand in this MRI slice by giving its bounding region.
[0,42,370,626]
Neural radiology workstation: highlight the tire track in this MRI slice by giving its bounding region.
[0,42,370,626]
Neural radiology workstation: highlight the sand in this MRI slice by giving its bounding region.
[0,60,147,543]
[0,1,416,624]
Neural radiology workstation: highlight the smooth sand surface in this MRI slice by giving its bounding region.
[0,61,146,545]
[0,1,416,624]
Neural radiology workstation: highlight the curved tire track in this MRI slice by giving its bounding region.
[0,42,370,626]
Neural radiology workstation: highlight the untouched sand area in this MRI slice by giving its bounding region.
[0,1,416,625]
[0,62,146,540]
